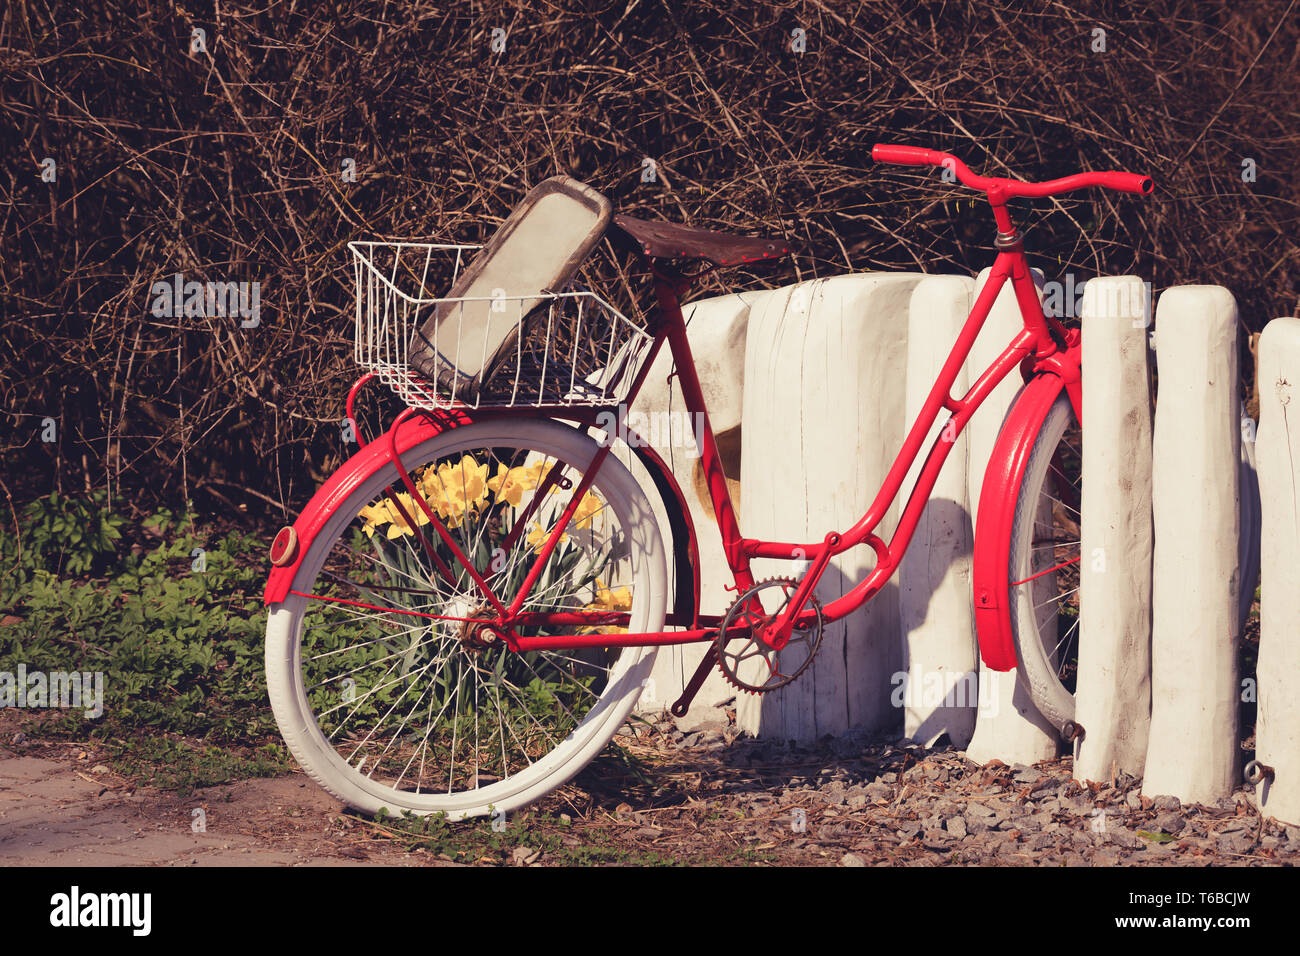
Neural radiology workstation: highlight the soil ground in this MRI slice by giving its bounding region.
[2,708,1293,867]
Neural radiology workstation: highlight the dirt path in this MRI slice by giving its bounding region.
[0,748,435,866]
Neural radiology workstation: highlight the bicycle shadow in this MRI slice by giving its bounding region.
[892,495,982,750]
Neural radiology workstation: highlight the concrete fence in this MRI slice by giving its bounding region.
[1143,287,1241,805]
[737,274,918,740]
[627,275,1293,826]
[1072,277,1152,784]
[898,276,977,749]
[1254,316,1300,825]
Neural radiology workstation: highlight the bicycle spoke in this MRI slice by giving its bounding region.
[1054,614,1082,663]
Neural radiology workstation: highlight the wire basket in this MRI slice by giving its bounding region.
[350,241,653,410]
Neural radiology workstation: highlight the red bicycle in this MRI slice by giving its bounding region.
[263,146,1153,818]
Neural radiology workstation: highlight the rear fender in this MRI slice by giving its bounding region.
[263,412,469,605]
[263,412,702,624]
[623,437,701,627]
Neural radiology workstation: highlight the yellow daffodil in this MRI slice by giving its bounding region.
[416,465,439,502]
[437,455,490,512]
[487,463,535,508]
[384,491,434,539]
[422,481,457,525]
[573,491,604,530]
[580,577,632,633]
[509,460,553,494]
[419,455,489,528]
[526,523,568,554]
[358,501,395,536]
[590,578,632,612]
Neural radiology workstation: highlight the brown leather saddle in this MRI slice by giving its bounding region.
[612,214,792,267]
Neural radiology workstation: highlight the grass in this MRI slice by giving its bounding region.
[102,735,289,793]
[0,492,287,793]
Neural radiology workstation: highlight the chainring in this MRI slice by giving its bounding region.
[715,577,824,694]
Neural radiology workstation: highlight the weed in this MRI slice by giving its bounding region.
[0,493,285,790]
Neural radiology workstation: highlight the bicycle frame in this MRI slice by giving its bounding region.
[655,243,1071,629]
[509,145,1149,656]
[575,239,1074,648]
[359,235,1076,655]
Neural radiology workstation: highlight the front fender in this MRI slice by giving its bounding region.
[972,362,1076,671]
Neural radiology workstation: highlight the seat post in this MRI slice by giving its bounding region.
[650,262,752,581]
[649,262,694,328]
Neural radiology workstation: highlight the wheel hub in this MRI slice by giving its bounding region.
[441,596,501,655]
[456,605,503,654]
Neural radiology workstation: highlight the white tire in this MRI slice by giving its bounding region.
[1007,394,1078,730]
[265,418,666,820]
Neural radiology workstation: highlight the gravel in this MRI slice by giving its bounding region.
[1155,812,1186,834]
[607,713,1293,866]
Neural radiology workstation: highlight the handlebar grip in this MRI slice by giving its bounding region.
[1102,172,1155,195]
[872,144,947,167]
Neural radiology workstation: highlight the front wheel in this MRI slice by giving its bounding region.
[265,418,667,820]
[1006,393,1081,730]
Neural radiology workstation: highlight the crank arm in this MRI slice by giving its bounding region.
[670,643,720,718]
[767,532,840,649]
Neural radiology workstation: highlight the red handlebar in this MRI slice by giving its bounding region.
[870,145,947,167]
[871,144,1153,198]
[1092,172,1155,195]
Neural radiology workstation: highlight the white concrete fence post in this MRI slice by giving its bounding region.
[965,267,1061,767]
[738,274,922,741]
[1253,316,1300,825]
[897,275,979,748]
[1143,286,1241,805]
[1073,277,1154,784]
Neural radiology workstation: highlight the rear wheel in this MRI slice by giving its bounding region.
[265,418,667,820]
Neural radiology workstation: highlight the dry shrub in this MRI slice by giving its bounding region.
[2,0,1297,518]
